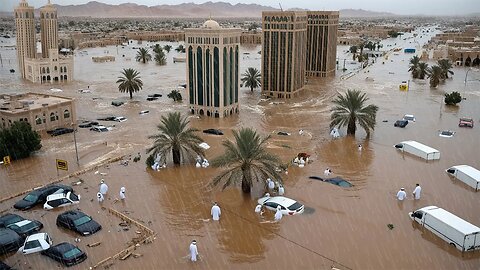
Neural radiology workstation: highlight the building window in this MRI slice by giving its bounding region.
[214,47,219,107]
[196,47,203,106]
[36,117,42,125]
[50,112,56,121]
[188,46,194,105]
[64,110,70,119]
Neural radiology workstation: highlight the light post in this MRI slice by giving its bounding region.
[72,122,79,166]
[464,67,472,86]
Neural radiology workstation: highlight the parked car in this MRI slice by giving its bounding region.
[147,94,162,98]
[146,97,158,101]
[394,120,408,128]
[0,228,23,255]
[47,128,74,137]
[43,192,80,210]
[78,121,99,128]
[90,125,110,132]
[14,184,73,210]
[56,210,102,236]
[113,116,127,122]
[0,214,25,228]
[257,196,305,216]
[439,130,455,138]
[6,220,43,238]
[18,233,52,255]
[42,242,87,267]
[111,101,124,107]
[459,118,474,128]
[203,129,224,135]
[97,116,116,121]
[403,114,416,122]
[0,261,11,270]
[277,131,291,136]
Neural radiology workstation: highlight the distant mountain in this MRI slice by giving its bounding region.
[339,9,396,18]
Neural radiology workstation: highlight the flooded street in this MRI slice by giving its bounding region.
[1,27,480,269]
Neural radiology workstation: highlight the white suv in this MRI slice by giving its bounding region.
[44,192,80,210]
[18,233,52,254]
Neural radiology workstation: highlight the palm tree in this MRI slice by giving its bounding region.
[167,90,182,101]
[408,56,420,78]
[427,65,443,87]
[163,45,172,53]
[152,44,162,54]
[175,44,185,53]
[211,128,282,194]
[147,112,204,165]
[241,68,261,92]
[135,48,152,64]
[438,59,454,79]
[330,90,379,136]
[417,62,429,79]
[116,68,143,99]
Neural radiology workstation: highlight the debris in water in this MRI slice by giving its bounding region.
[387,224,394,230]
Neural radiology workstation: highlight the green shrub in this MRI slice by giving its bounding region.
[0,122,42,160]
[444,91,462,105]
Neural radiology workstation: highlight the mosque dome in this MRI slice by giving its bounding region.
[202,19,221,30]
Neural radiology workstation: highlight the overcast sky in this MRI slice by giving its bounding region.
[2,0,479,15]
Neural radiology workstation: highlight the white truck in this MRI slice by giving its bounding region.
[409,206,480,252]
[394,140,440,160]
[446,165,480,191]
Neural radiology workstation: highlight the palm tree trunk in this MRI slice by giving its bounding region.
[250,86,254,92]
[172,148,181,165]
[347,118,356,135]
[241,166,251,193]
[129,90,133,99]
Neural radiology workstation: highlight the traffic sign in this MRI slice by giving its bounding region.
[3,156,10,165]
[56,159,68,171]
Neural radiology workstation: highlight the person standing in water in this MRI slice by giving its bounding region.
[99,179,108,196]
[211,202,221,221]
[189,240,198,262]
[274,206,283,222]
[412,184,422,200]
[119,187,126,200]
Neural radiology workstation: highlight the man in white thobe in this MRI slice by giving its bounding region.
[99,180,108,196]
[274,206,283,222]
[211,202,221,221]
[267,178,275,190]
[255,204,263,214]
[189,240,198,262]
[396,188,407,201]
[278,185,285,196]
[96,192,104,203]
[119,187,126,200]
[412,184,422,200]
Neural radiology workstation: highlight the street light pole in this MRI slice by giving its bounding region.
[464,68,472,86]
[73,123,79,166]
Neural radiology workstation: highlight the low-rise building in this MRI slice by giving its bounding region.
[23,49,73,83]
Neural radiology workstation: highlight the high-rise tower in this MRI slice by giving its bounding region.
[14,0,36,79]
[40,0,58,58]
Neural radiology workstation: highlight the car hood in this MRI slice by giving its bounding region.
[76,220,101,234]
[13,200,35,210]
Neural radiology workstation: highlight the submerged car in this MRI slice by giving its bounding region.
[48,128,74,137]
[203,129,224,135]
[257,196,304,216]
[309,176,353,187]
[394,120,408,128]
[277,131,291,136]
[0,214,25,228]
[0,228,23,255]
[78,121,99,128]
[90,125,110,132]
[18,233,52,254]
[439,130,455,138]
[139,110,150,115]
[459,118,474,128]
[403,114,416,122]
[113,116,127,122]
[56,210,102,236]
[6,220,43,238]
[42,242,87,267]
[14,184,73,210]
[43,192,80,210]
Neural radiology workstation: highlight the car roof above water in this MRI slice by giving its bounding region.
[265,196,297,207]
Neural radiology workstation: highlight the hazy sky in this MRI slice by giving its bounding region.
[2,0,479,15]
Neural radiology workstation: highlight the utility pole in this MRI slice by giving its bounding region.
[72,123,79,166]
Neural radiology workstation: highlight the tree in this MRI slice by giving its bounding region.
[349,45,358,54]
[163,45,172,53]
[427,65,443,87]
[152,44,162,54]
[68,21,75,27]
[175,44,185,53]
[444,91,462,105]
[330,90,379,136]
[417,62,429,79]
[135,48,152,64]
[0,122,41,160]
[153,46,166,65]
[438,59,454,79]
[408,56,420,78]
[211,128,282,194]
[147,112,204,165]
[241,67,261,92]
[167,90,182,101]
[116,68,143,99]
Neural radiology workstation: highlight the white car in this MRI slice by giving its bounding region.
[18,233,52,254]
[43,192,80,210]
[90,125,111,132]
[403,114,416,122]
[257,196,304,216]
[139,110,150,115]
[439,130,455,138]
[114,116,127,122]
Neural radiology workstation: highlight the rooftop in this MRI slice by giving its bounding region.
[0,93,73,114]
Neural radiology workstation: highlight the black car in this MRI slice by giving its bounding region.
[42,242,87,267]
[48,128,74,136]
[0,261,11,270]
[0,228,23,255]
[56,210,101,236]
[14,184,73,210]
[0,214,25,227]
[394,120,408,128]
[6,219,43,238]
[78,121,99,128]
[203,129,224,135]
[97,116,116,121]
[147,94,162,98]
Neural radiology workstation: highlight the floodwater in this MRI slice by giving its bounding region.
[1,27,480,270]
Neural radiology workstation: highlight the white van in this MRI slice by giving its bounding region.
[446,165,480,191]
[409,206,480,252]
[394,140,440,160]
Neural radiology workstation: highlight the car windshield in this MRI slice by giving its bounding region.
[64,247,82,258]
[73,216,91,226]
[24,239,41,250]
[69,193,79,201]
[23,194,38,202]
[288,202,303,211]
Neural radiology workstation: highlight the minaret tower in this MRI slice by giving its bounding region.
[40,0,58,58]
[14,0,36,79]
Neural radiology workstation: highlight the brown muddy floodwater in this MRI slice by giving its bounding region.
[1,27,480,270]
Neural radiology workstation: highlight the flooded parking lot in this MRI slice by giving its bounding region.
[1,28,480,269]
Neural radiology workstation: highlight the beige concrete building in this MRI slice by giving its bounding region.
[185,19,241,118]
[24,49,73,83]
[40,1,58,58]
[262,11,307,99]
[0,93,76,131]
[306,11,339,77]
[14,0,36,79]
[240,31,262,45]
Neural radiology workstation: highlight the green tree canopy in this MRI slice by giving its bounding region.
[0,122,41,160]
[116,68,143,99]
[241,67,261,92]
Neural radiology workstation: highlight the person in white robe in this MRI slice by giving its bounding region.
[267,178,275,190]
[99,180,108,195]
[396,188,407,201]
[190,240,198,262]
[274,206,283,222]
[412,184,422,200]
[278,185,285,196]
[255,204,263,215]
[96,192,104,202]
[211,202,221,221]
[119,187,126,200]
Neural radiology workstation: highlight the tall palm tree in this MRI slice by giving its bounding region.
[211,128,282,194]
[438,59,454,79]
[241,68,261,92]
[135,48,152,64]
[147,112,204,165]
[330,90,379,136]
[408,56,420,78]
[116,68,143,99]
[427,65,443,87]
[417,62,429,79]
